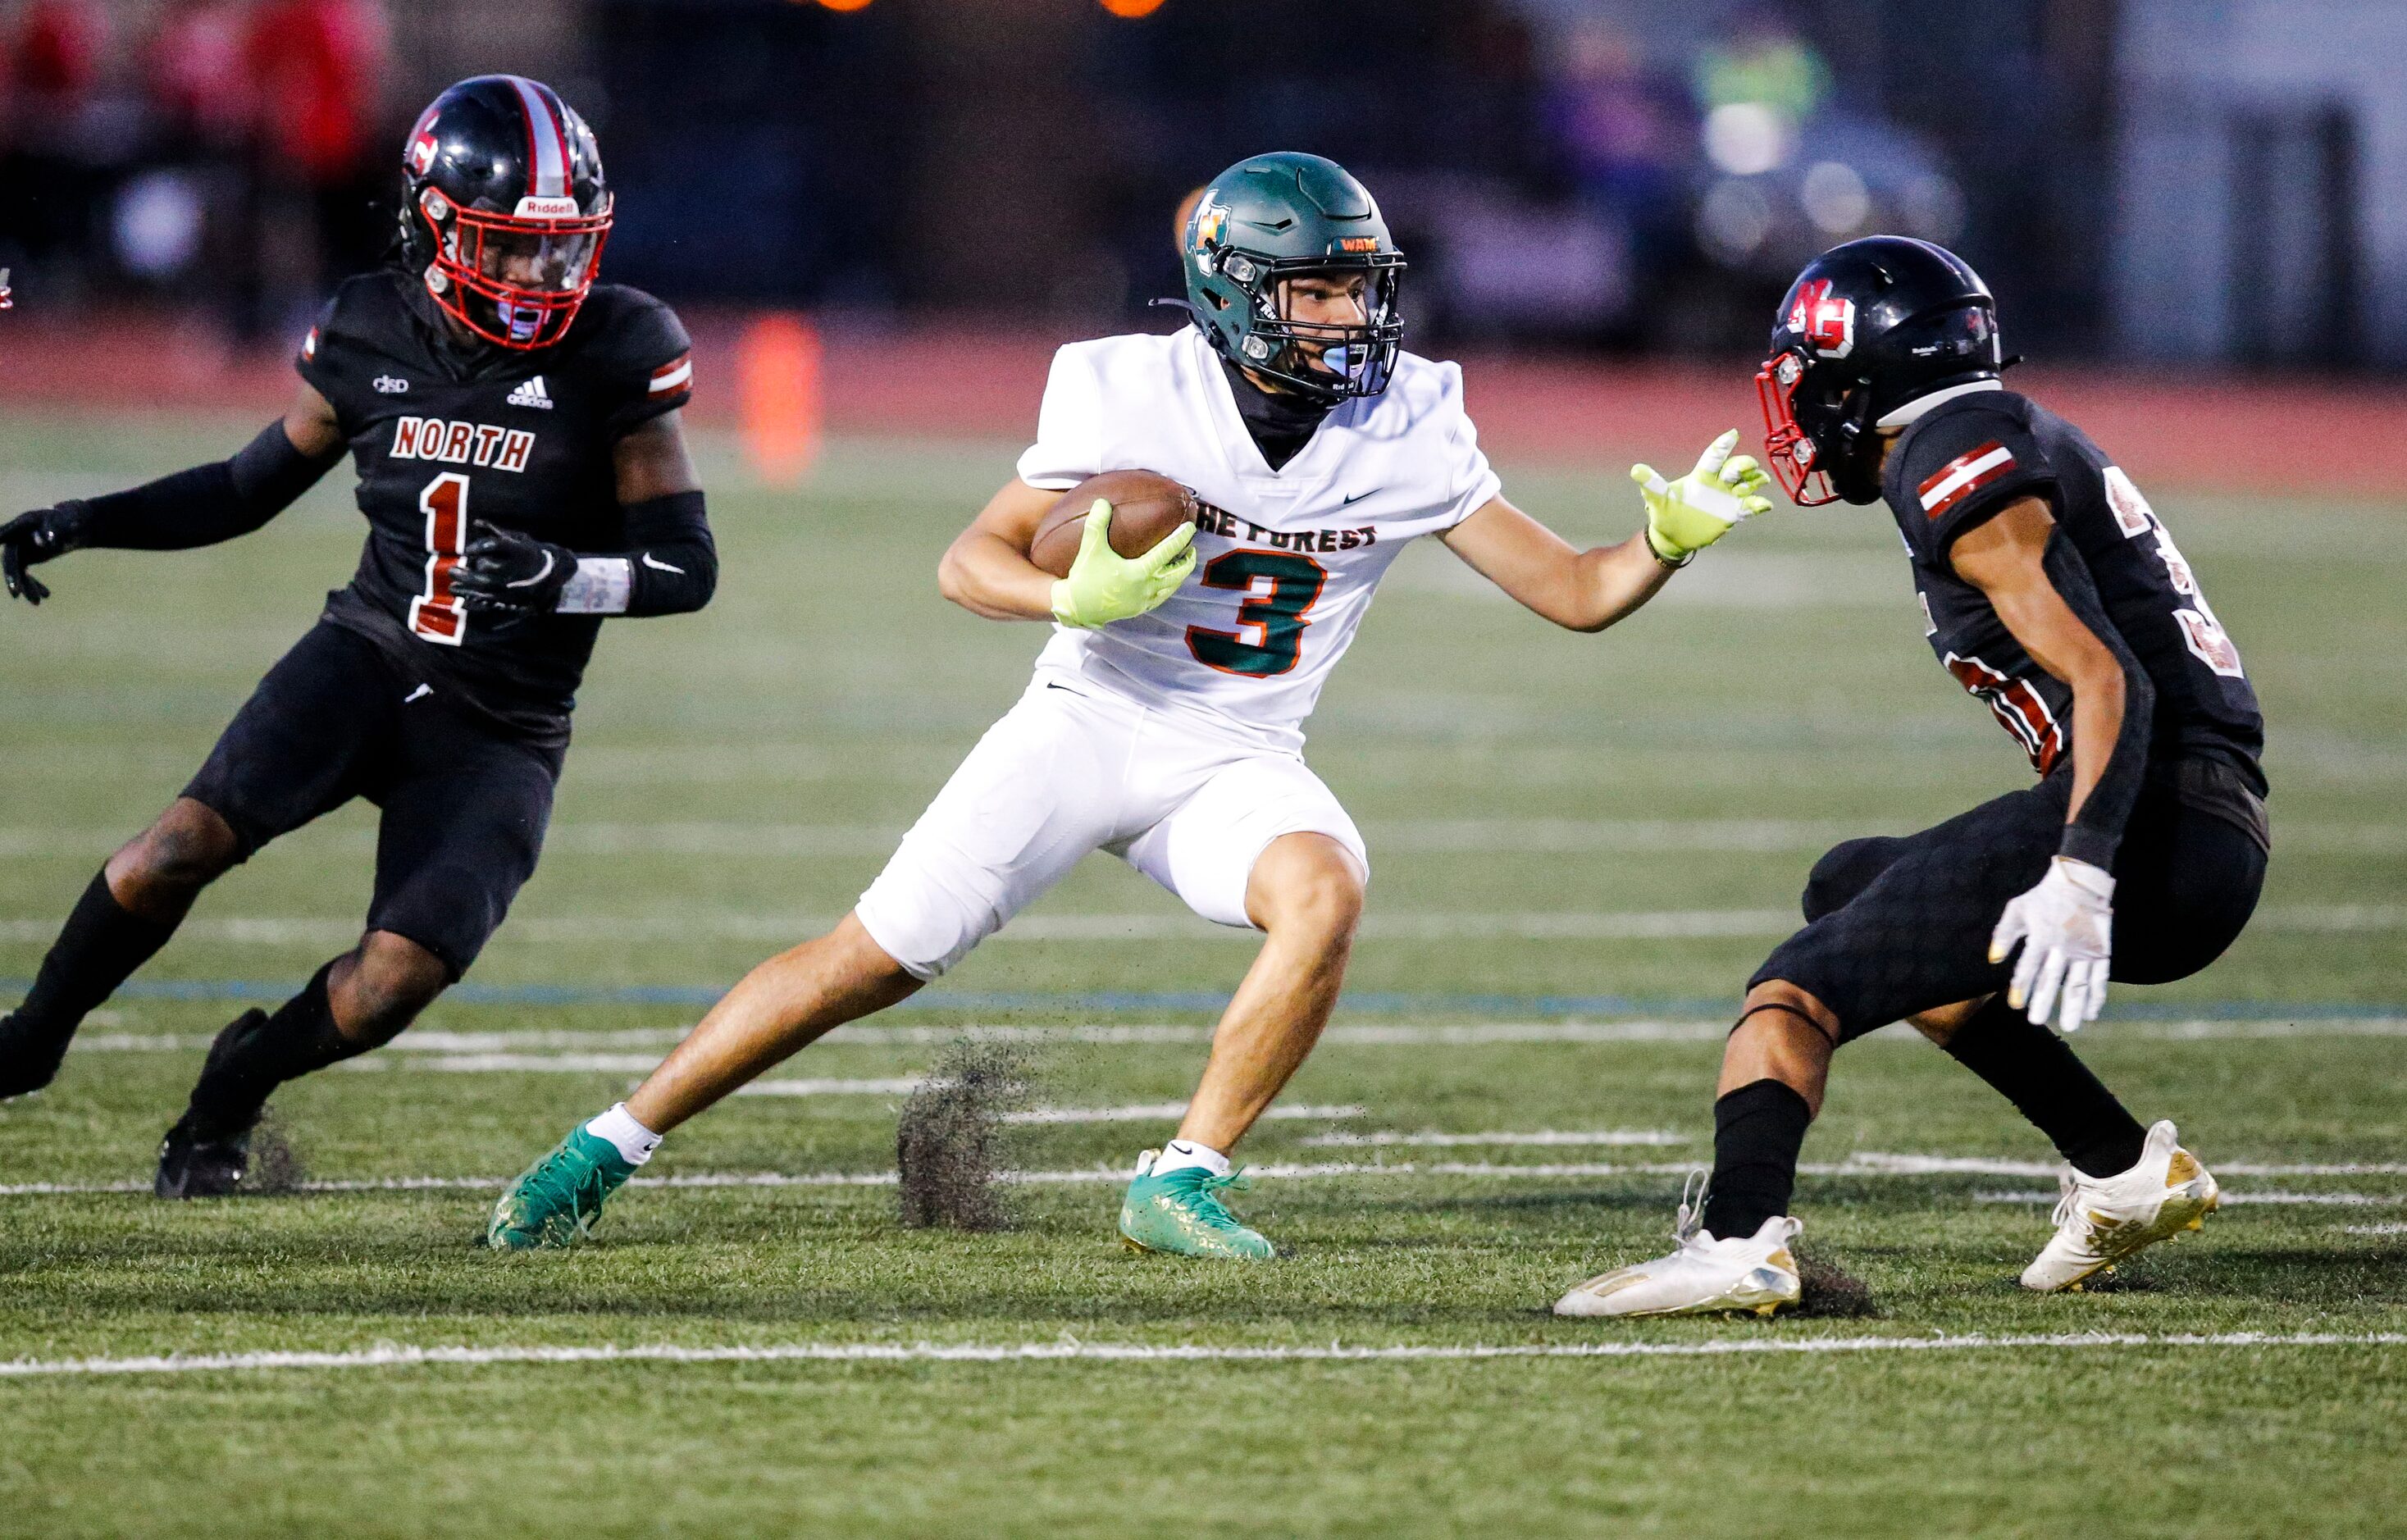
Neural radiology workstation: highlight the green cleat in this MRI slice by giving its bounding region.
[484,1126,636,1251]
[1118,1150,1275,1260]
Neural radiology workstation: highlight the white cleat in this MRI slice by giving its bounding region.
[1554,1201,1803,1319]
[2021,1119,2219,1292]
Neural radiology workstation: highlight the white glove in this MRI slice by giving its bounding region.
[1989,856,2115,1032]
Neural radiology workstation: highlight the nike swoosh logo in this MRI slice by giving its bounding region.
[403,684,432,704]
[504,551,556,590]
[1342,491,1372,506]
[640,553,686,575]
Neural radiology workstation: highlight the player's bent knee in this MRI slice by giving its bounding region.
[1801,836,1900,923]
[1248,833,1366,939]
[111,799,240,896]
[335,932,450,1045]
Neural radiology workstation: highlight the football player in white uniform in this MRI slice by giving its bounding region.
[488,152,1771,1257]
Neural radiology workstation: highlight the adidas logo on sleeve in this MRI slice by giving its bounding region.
[506,376,555,411]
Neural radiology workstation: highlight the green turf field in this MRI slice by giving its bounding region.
[2,410,2402,1538]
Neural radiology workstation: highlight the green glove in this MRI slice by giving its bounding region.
[1633,429,1775,566]
[1050,499,1197,629]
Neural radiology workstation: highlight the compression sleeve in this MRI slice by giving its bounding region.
[554,490,717,617]
[2041,531,2155,868]
[65,421,340,552]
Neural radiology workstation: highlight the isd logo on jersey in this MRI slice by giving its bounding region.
[373,376,410,395]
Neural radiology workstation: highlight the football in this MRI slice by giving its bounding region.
[1028,469,1199,578]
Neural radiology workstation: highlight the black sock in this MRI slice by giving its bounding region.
[1944,996,2146,1178]
[11,870,178,1037]
[1699,1078,1813,1241]
[177,964,363,1140]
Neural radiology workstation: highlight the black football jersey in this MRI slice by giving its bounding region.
[297,271,694,743]
[1883,389,2265,791]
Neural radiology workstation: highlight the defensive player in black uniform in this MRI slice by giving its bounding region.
[1554,237,2269,1316]
[0,75,716,1196]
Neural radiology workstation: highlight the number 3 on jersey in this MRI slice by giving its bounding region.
[407,472,471,645]
[1186,549,1327,677]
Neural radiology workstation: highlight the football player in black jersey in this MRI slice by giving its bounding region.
[0,75,717,1197]
[1555,238,2271,1317]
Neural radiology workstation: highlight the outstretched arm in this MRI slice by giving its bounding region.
[1438,495,1672,633]
[2,381,344,604]
[450,410,717,620]
[1438,431,1772,632]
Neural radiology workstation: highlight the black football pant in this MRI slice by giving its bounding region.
[182,621,563,978]
[1753,756,2268,1042]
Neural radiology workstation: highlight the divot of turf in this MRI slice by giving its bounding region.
[895,1039,1032,1232]
[1794,1245,1879,1318]
[245,1107,308,1196]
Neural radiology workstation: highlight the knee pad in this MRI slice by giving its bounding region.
[1801,836,1906,923]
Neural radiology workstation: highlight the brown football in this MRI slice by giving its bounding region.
[1028,470,1200,579]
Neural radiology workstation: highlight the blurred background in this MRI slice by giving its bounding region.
[0,0,2396,369]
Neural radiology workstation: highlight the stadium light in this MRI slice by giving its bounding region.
[1100,0,1166,16]
[810,0,875,11]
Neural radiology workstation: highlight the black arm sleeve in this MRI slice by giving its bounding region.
[2041,530,2155,869]
[621,490,717,617]
[67,421,341,552]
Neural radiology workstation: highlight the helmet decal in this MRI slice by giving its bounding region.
[1789,278,1855,358]
[508,75,572,198]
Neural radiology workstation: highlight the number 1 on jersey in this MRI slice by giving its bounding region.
[408,472,471,645]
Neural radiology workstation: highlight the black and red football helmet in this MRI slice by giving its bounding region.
[396,75,613,351]
[1757,236,2004,506]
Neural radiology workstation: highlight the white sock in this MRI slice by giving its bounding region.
[585,1103,662,1166]
[1149,1138,1230,1178]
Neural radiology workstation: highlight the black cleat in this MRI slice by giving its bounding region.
[155,1009,272,1199]
[156,1119,253,1199]
[0,1011,75,1100]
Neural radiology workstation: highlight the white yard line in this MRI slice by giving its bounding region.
[66,1018,2407,1056]
[1305,1130,1686,1148]
[1001,1103,1363,1126]
[1978,1189,2400,1207]
[2343,1223,2407,1236]
[10,904,2400,945]
[2,1158,2397,1201]
[7,820,2400,859]
[2,1331,2400,1381]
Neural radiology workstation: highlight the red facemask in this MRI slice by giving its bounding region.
[1755,349,1840,506]
[418,188,613,351]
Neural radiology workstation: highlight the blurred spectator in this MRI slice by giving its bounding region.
[1541,19,1692,343]
[239,0,388,339]
[0,0,112,298]
[127,2,254,324]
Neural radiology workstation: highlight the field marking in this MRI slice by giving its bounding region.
[2,1331,2400,1381]
[64,1017,2407,1062]
[1304,1130,1687,1148]
[1001,1103,1364,1126]
[11,904,2400,947]
[1978,1189,2400,1207]
[7,819,2400,862]
[2,1157,2397,1201]
[2344,1223,2407,1235]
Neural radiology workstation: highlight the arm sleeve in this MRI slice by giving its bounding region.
[601,298,697,440]
[1435,362,1501,529]
[65,421,341,552]
[1890,407,2057,567]
[555,490,717,617]
[2040,531,2155,868]
[1014,345,1104,491]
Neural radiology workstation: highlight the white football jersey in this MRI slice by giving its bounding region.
[1015,326,1499,749]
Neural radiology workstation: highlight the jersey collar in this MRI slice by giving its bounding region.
[1876,378,2005,429]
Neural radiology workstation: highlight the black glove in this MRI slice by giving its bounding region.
[1,502,89,607]
[451,521,576,617]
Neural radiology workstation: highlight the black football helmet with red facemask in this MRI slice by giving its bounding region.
[396,75,613,352]
[1757,236,2004,506]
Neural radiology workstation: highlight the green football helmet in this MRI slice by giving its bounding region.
[1179,152,1406,402]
